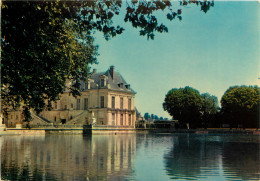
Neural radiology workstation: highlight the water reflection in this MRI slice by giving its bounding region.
[164,134,260,180]
[1,135,136,181]
[164,135,222,180]
[222,137,260,180]
[1,134,260,180]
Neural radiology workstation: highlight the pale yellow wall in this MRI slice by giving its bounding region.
[5,111,24,127]
[4,87,136,127]
[105,91,136,127]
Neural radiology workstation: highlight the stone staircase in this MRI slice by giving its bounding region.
[66,111,89,125]
[31,112,52,125]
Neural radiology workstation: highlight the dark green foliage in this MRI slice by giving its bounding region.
[201,93,218,128]
[144,112,163,121]
[1,0,213,121]
[221,85,260,128]
[151,114,155,119]
[163,86,203,128]
[2,1,98,119]
[144,112,150,120]
[124,1,169,40]
[124,0,214,39]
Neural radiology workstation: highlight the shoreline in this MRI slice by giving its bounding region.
[1,127,260,135]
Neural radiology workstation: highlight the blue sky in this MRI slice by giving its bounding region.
[92,1,259,118]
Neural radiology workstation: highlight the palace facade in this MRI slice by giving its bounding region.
[5,66,137,128]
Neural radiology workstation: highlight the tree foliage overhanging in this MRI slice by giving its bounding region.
[1,0,214,121]
[2,1,99,120]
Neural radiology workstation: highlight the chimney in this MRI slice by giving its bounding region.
[93,69,97,74]
[109,66,114,80]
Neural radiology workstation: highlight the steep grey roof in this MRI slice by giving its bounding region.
[88,67,136,94]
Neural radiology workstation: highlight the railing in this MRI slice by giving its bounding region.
[29,124,83,129]
[93,125,135,128]
[28,124,135,129]
[32,113,52,123]
[107,108,135,113]
[136,122,174,129]
[66,111,86,124]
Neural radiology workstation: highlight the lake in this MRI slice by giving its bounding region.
[1,133,260,181]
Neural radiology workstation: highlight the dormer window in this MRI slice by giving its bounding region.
[88,79,94,89]
[101,79,105,87]
[118,83,123,88]
[125,84,130,89]
[100,75,107,88]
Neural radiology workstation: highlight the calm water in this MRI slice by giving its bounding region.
[1,133,260,181]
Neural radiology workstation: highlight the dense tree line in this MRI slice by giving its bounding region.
[163,86,218,129]
[144,112,167,121]
[163,85,259,129]
[221,85,259,128]
[1,0,213,121]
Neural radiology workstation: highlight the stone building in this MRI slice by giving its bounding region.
[5,66,136,128]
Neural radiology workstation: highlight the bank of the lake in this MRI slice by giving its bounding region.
[1,127,260,136]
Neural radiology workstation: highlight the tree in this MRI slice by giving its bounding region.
[1,1,98,121]
[144,112,150,120]
[154,115,159,120]
[163,86,203,128]
[221,85,260,128]
[1,1,213,121]
[201,93,218,128]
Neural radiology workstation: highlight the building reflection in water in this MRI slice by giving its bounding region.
[1,134,136,180]
[164,134,260,181]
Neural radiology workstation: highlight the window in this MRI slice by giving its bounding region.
[112,113,115,120]
[85,83,88,90]
[129,114,131,126]
[100,96,104,108]
[112,96,115,108]
[120,114,123,125]
[120,97,123,109]
[64,105,67,110]
[55,103,57,109]
[101,79,105,87]
[128,98,131,110]
[77,99,80,110]
[84,98,88,110]
[71,104,73,109]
